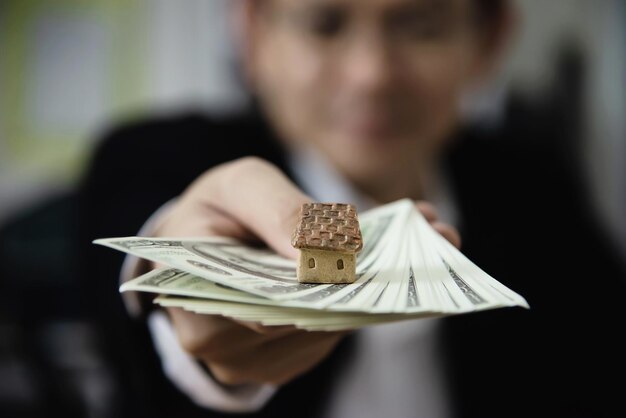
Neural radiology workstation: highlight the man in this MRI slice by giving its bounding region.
[77,0,626,417]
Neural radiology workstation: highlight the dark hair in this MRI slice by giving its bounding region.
[476,0,507,23]
[473,0,508,46]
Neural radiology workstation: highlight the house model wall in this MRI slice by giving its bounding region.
[291,203,363,284]
[297,249,356,284]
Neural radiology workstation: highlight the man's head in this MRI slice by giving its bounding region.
[238,0,514,200]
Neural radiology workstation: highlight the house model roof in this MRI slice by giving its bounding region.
[291,203,363,253]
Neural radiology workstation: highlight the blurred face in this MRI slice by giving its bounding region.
[245,0,503,197]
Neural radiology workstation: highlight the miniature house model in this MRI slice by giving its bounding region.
[291,203,363,284]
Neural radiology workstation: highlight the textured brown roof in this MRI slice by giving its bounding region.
[291,203,363,253]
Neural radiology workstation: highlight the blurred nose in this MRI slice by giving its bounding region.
[340,34,396,96]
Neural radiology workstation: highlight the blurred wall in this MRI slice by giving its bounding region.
[0,0,151,221]
[583,0,626,256]
[507,0,626,255]
[0,0,248,223]
[1,0,625,255]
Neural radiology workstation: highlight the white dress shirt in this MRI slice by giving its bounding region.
[120,145,458,418]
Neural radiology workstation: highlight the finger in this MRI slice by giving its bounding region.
[208,330,347,385]
[163,195,252,239]
[168,308,264,357]
[231,319,299,335]
[191,157,312,259]
[432,221,462,249]
[414,200,438,223]
[167,308,300,360]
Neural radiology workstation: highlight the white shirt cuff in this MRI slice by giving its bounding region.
[148,310,278,413]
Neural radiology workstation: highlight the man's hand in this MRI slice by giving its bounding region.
[152,157,460,386]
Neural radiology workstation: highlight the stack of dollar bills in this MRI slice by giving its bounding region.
[94,199,529,331]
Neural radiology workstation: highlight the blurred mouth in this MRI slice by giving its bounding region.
[337,111,404,144]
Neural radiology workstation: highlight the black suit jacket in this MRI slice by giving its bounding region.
[76,99,626,418]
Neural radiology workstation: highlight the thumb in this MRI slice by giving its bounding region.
[191,157,312,259]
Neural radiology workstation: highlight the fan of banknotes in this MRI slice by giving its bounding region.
[94,199,529,331]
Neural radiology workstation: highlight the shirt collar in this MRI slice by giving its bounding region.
[286,143,459,227]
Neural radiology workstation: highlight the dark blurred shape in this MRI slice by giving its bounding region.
[0,195,125,418]
[548,38,586,177]
[0,194,81,319]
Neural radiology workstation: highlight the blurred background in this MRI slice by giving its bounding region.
[0,0,625,417]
